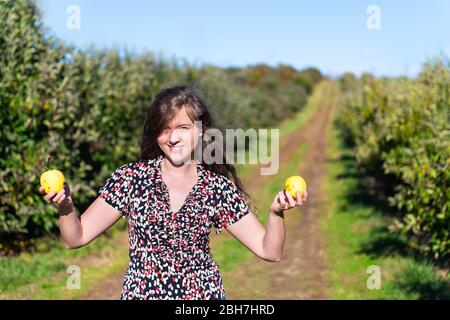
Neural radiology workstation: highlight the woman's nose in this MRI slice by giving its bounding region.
[169,130,180,144]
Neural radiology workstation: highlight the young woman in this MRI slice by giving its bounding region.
[39,85,308,300]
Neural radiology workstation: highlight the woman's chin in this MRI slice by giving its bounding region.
[165,152,192,165]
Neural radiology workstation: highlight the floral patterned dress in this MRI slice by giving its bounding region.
[98,154,250,300]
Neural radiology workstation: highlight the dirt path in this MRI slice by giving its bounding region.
[80,265,127,300]
[263,81,338,299]
[224,80,339,299]
[82,80,339,300]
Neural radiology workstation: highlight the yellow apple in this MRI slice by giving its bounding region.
[40,169,65,194]
[284,175,307,199]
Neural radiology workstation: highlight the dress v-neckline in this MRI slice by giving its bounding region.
[159,158,200,214]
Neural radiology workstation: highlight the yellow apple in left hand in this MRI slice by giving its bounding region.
[284,175,307,199]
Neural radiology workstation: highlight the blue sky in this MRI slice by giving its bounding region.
[38,0,450,77]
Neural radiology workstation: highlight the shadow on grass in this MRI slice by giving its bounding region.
[336,151,399,217]
[358,226,411,258]
[390,263,450,300]
[358,226,449,299]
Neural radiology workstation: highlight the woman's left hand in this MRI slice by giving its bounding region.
[270,189,308,214]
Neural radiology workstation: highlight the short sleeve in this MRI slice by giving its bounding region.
[212,178,251,234]
[98,164,133,218]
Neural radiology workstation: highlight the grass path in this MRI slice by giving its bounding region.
[222,80,339,299]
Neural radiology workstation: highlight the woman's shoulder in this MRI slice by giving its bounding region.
[129,158,160,170]
[111,158,159,179]
[203,168,240,193]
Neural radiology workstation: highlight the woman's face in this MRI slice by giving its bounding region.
[157,106,201,165]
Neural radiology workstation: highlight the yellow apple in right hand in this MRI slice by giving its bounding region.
[40,169,65,194]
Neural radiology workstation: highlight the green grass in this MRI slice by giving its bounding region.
[321,120,450,299]
[25,242,129,300]
[0,219,128,299]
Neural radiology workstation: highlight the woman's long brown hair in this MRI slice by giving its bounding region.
[139,85,251,201]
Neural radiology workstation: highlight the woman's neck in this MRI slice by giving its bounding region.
[161,157,197,177]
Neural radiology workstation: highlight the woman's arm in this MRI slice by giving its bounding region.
[40,184,122,249]
[59,198,122,249]
[225,190,307,262]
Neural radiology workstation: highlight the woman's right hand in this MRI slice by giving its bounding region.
[39,183,74,210]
